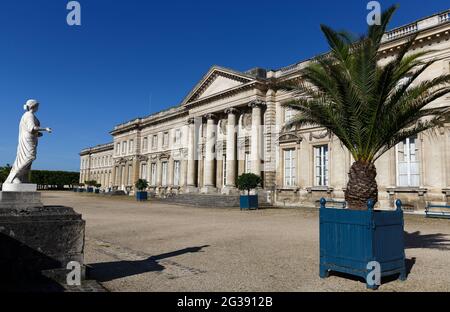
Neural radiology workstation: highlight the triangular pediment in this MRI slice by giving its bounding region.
[182,66,255,105]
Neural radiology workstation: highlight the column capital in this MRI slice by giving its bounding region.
[187,116,204,125]
[204,113,218,121]
[248,100,266,108]
[224,108,239,115]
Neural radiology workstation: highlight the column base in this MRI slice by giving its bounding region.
[200,186,218,194]
[183,186,199,194]
[222,186,240,195]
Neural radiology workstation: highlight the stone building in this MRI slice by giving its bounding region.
[80,10,450,210]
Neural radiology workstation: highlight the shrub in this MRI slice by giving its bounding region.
[85,180,98,187]
[135,179,149,191]
[237,173,261,195]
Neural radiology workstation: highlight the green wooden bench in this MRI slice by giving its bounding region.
[425,202,450,219]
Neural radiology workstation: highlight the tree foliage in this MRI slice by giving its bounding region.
[0,165,79,190]
[84,180,98,187]
[237,173,261,195]
[283,5,450,164]
[30,170,80,189]
[135,179,149,191]
[0,164,12,183]
[281,6,450,209]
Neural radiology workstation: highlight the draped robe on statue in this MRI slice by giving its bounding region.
[6,111,40,184]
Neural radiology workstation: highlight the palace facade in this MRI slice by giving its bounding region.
[80,10,450,210]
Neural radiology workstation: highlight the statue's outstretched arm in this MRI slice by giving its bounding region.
[33,126,52,133]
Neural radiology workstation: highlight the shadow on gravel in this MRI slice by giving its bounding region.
[405,231,450,250]
[89,245,209,282]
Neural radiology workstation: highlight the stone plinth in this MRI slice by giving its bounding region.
[0,192,85,282]
[2,183,37,192]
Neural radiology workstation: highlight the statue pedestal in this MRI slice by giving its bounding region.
[0,191,85,283]
[2,183,37,192]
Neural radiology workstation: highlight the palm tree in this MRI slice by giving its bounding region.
[282,6,450,210]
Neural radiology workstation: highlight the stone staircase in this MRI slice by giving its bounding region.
[156,193,272,208]
[156,194,240,208]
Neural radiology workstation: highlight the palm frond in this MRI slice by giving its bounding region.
[283,5,450,164]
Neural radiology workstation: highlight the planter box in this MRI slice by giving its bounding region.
[86,187,93,193]
[78,188,85,193]
[240,195,258,210]
[319,198,406,289]
[136,191,148,202]
[94,189,100,194]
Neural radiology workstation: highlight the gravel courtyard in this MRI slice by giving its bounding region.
[42,192,450,292]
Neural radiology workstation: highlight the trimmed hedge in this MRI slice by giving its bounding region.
[0,165,79,190]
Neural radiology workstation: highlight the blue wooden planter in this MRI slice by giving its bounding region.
[136,191,148,202]
[94,189,100,194]
[87,187,94,193]
[319,198,406,289]
[240,195,258,210]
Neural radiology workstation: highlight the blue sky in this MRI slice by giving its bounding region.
[0,0,448,171]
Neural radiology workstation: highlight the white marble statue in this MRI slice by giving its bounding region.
[5,100,52,184]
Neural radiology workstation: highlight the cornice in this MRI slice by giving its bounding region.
[80,143,114,156]
[110,109,189,136]
[184,80,267,109]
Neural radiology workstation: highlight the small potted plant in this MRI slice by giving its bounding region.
[78,183,85,192]
[237,173,261,210]
[135,179,149,201]
[95,183,102,194]
[86,180,96,193]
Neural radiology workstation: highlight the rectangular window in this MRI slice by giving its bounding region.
[151,163,157,186]
[314,145,329,186]
[116,143,120,155]
[175,129,181,145]
[121,166,125,186]
[128,165,133,185]
[396,136,420,187]
[143,137,148,152]
[174,161,180,186]
[163,132,169,147]
[122,141,127,155]
[115,166,120,185]
[141,163,147,180]
[284,107,294,123]
[152,135,158,150]
[284,149,296,187]
[129,140,134,153]
[162,162,168,186]
[244,152,251,174]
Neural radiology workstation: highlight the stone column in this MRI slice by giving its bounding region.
[264,89,277,190]
[156,159,162,189]
[185,118,198,193]
[120,165,125,190]
[132,157,140,192]
[201,114,217,194]
[111,165,116,188]
[223,108,239,194]
[249,100,265,178]
[168,157,174,189]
